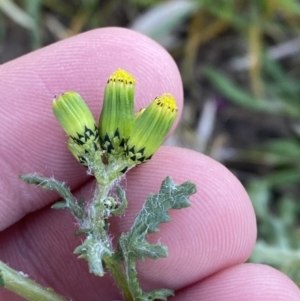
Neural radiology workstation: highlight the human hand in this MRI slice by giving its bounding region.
[0,28,299,301]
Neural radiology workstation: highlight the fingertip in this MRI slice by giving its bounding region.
[175,263,300,300]
[0,27,183,230]
[1,27,183,113]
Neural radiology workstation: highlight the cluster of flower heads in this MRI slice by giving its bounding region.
[52,69,178,172]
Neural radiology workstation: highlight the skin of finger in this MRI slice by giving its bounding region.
[0,147,256,300]
[173,263,300,300]
[0,27,183,231]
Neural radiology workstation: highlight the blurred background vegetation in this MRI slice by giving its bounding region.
[2,0,300,287]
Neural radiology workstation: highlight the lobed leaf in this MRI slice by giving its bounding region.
[118,176,196,300]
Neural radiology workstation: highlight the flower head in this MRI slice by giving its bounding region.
[52,92,99,166]
[98,69,135,157]
[52,70,178,175]
[126,93,178,164]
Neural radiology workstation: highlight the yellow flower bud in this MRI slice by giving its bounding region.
[126,93,178,164]
[98,69,135,156]
[52,92,99,166]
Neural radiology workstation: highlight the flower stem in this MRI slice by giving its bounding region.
[0,261,68,301]
[103,255,133,301]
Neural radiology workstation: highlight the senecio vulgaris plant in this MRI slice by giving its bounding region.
[0,69,197,301]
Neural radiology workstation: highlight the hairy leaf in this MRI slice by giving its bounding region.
[20,174,84,220]
[118,176,196,300]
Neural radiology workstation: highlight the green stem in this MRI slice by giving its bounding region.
[103,255,133,301]
[0,261,68,301]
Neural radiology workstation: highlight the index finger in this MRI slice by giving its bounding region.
[0,27,183,230]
